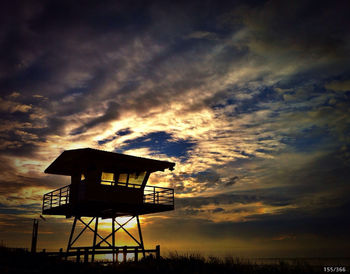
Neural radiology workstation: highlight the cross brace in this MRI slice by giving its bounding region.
[66,215,145,262]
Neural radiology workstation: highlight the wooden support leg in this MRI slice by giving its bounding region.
[112,217,115,263]
[66,217,77,259]
[136,216,145,258]
[91,217,98,263]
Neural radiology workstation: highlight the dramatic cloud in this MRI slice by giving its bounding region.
[0,0,349,257]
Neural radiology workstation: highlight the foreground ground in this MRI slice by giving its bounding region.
[0,246,337,273]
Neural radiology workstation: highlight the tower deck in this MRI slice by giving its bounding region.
[42,183,174,218]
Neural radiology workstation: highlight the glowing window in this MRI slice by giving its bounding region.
[118,173,128,185]
[101,172,115,186]
[128,172,146,188]
[81,174,85,182]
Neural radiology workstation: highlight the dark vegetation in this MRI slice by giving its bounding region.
[0,246,324,274]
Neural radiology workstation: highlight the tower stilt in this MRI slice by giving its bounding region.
[91,217,98,262]
[66,215,146,262]
[66,216,77,258]
[112,216,116,263]
[136,215,145,257]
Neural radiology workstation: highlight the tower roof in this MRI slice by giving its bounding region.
[45,148,175,176]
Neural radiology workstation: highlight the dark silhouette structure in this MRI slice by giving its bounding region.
[42,148,175,262]
[31,219,38,253]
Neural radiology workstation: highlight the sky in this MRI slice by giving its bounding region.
[0,0,350,258]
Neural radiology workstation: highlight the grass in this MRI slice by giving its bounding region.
[0,246,326,274]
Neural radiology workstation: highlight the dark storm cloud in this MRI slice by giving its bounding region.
[1,0,350,256]
[0,0,271,140]
[158,203,350,240]
[175,190,292,210]
[145,204,350,257]
[1,0,348,145]
[172,147,350,241]
[71,101,122,135]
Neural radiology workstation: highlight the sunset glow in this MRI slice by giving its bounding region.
[0,0,349,258]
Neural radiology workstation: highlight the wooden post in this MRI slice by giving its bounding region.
[84,248,89,263]
[112,217,115,263]
[66,217,77,259]
[92,217,98,262]
[134,247,138,262]
[59,248,63,259]
[156,245,160,260]
[123,246,127,262]
[76,248,81,263]
[136,216,145,257]
[31,219,38,253]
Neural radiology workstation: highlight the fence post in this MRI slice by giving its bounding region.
[84,248,89,263]
[76,248,81,263]
[134,247,138,262]
[123,246,127,262]
[59,248,63,259]
[156,245,160,260]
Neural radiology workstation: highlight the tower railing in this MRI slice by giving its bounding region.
[42,184,70,211]
[42,183,174,211]
[143,185,174,206]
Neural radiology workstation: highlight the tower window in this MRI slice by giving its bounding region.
[128,172,146,188]
[101,172,115,186]
[117,173,128,186]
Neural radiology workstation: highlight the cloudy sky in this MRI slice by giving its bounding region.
[1,0,350,257]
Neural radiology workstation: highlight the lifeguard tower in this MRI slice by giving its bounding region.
[42,148,175,262]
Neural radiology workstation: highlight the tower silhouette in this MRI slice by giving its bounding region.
[42,148,175,262]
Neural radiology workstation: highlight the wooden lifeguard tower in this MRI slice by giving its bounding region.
[42,148,175,262]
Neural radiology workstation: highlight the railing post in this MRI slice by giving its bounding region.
[42,195,45,211]
[59,188,62,206]
[50,192,53,209]
[153,187,155,204]
[172,189,174,206]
